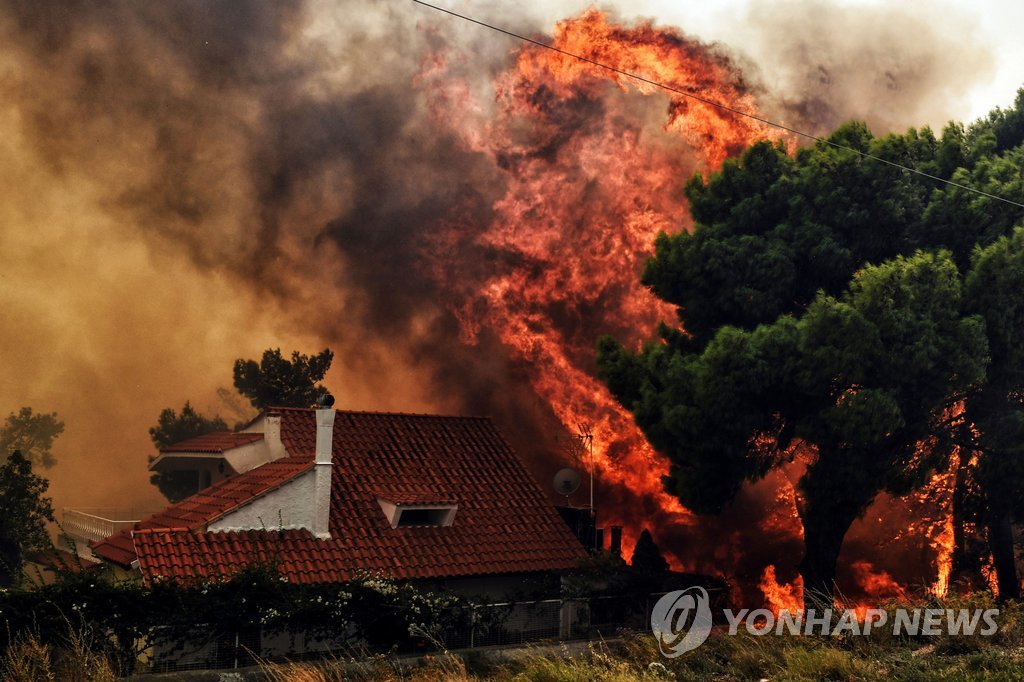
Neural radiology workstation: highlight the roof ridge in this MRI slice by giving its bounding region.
[271,406,494,420]
[132,527,192,536]
[159,430,264,453]
[201,460,315,526]
[128,455,314,532]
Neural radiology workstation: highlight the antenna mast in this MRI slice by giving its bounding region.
[577,423,594,515]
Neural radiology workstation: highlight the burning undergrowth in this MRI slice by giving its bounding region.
[0,0,995,607]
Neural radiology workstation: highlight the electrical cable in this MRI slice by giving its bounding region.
[412,0,1024,209]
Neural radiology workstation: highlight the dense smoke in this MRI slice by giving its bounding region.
[730,0,993,134]
[0,0,998,603]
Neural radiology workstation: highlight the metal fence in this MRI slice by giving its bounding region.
[441,599,563,650]
[140,590,727,673]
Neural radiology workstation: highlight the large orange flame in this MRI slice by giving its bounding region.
[418,9,960,601]
[421,9,781,566]
[760,565,803,614]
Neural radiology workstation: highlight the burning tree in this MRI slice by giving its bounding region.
[962,227,1024,601]
[598,112,1024,606]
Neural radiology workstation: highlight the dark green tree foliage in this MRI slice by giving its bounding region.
[645,124,939,348]
[603,252,987,603]
[0,565,464,673]
[971,88,1024,157]
[631,528,669,575]
[597,117,1020,604]
[962,227,1024,600]
[232,348,334,410]
[148,402,228,449]
[793,254,986,600]
[630,528,669,594]
[917,88,1024,266]
[148,402,228,503]
[0,407,64,469]
[0,451,55,586]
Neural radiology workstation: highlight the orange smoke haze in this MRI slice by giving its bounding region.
[0,1,998,605]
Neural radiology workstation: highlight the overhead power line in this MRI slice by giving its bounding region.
[412,0,1024,209]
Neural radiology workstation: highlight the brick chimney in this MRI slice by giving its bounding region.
[609,525,623,556]
[313,395,336,539]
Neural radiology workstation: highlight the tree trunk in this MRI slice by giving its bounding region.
[987,512,1020,602]
[950,455,985,591]
[799,496,864,610]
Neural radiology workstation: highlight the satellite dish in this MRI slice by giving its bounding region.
[553,468,582,498]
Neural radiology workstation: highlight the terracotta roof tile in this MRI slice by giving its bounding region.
[159,431,264,454]
[105,409,586,583]
[92,456,312,564]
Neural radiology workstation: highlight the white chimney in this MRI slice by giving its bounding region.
[313,395,336,539]
[264,411,285,461]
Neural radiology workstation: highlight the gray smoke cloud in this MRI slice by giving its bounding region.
[729,0,995,134]
[0,0,998,601]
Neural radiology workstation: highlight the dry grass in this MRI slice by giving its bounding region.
[1,629,117,682]
[258,594,1024,682]
[259,650,472,682]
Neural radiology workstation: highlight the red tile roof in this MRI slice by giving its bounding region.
[159,431,264,454]
[92,456,312,563]
[99,409,586,583]
[377,490,458,505]
[26,548,99,573]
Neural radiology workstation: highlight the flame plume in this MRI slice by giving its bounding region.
[760,565,803,614]
[421,10,966,597]
[422,9,783,562]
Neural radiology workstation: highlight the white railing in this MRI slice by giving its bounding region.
[61,508,154,544]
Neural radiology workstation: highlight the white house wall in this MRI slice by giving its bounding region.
[208,470,316,533]
[240,414,266,434]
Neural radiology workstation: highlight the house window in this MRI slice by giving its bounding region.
[396,507,452,527]
[377,498,457,528]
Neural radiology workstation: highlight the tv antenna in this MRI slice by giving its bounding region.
[577,423,594,515]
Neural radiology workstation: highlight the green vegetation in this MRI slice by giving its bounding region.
[0,406,63,469]
[233,347,334,410]
[15,607,1024,681]
[0,562,463,675]
[0,450,55,586]
[148,400,230,501]
[598,90,1024,605]
[148,346,334,501]
[148,401,229,449]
